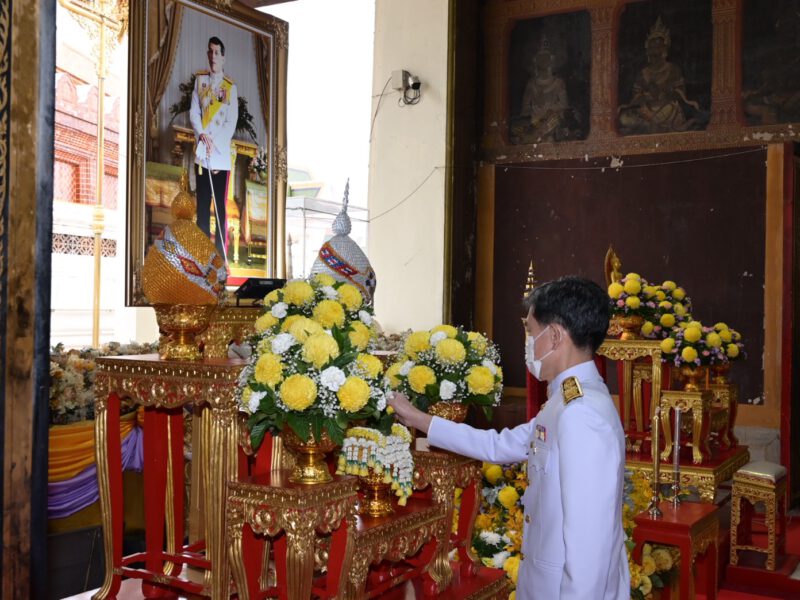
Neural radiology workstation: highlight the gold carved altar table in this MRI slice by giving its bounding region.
[660,389,714,465]
[93,354,246,599]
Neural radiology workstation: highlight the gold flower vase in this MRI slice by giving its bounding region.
[282,426,337,484]
[678,365,708,392]
[359,468,394,518]
[153,304,218,361]
[428,401,468,423]
[613,314,645,340]
[710,362,731,385]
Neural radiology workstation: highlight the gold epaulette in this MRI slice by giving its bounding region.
[195,69,210,76]
[223,74,235,85]
[562,376,583,405]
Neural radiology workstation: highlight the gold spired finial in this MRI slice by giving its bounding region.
[171,169,196,220]
[604,245,623,286]
[523,260,537,301]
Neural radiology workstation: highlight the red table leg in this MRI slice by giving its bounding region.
[167,408,185,578]
[143,408,170,597]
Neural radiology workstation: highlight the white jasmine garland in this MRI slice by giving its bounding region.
[399,360,414,376]
[248,390,267,414]
[358,310,373,325]
[271,333,296,354]
[439,380,457,400]
[321,286,338,299]
[429,331,448,346]
[270,302,288,318]
[320,366,347,391]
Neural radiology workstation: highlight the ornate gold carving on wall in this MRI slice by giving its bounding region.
[482,0,800,162]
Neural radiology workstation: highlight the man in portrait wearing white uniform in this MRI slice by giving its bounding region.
[190,35,238,260]
[389,277,629,599]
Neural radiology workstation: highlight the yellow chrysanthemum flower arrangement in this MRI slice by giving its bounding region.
[238,277,390,452]
[659,318,745,368]
[387,325,503,419]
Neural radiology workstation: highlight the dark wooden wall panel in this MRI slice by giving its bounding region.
[492,147,767,407]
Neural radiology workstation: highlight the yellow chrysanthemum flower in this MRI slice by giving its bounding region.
[673,302,687,317]
[314,273,336,287]
[474,512,494,531]
[641,321,654,335]
[281,374,317,411]
[683,326,702,343]
[719,328,732,343]
[254,353,284,387]
[642,555,656,577]
[255,312,278,333]
[436,338,467,363]
[385,362,403,389]
[431,324,458,339]
[509,592,516,600]
[672,287,686,301]
[498,486,520,509]
[312,299,346,329]
[337,376,371,413]
[626,272,641,281]
[282,280,315,306]
[643,285,657,298]
[655,290,666,301]
[483,463,503,486]
[660,313,676,328]
[661,280,676,291]
[503,554,520,585]
[629,563,642,589]
[467,331,488,355]
[408,365,436,394]
[688,320,702,329]
[625,296,641,309]
[715,322,729,331]
[349,321,371,351]
[727,343,740,358]
[337,283,363,311]
[264,289,280,306]
[658,301,673,310]
[281,314,303,333]
[289,316,324,342]
[302,333,341,368]
[706,332,722,348]
[404,330,431,359]
[639,575,652,595]
[624,279,642,295]
[356,353,383,378]
[681,346,698,363]
[652,548,673,571]
[608,282,624,299]
[242,386,253,408]
[660,338,676,353]
[466,365,495,395]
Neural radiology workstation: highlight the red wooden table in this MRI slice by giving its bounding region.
[633,501,719,600]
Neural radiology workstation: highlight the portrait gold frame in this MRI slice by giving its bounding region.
[125,0,288,305]
[481,0,799,163]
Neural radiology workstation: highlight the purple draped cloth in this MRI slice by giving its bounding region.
[48,426,144,519]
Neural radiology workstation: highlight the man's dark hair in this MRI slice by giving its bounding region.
[208,36,225,56]
[523,276,610,353]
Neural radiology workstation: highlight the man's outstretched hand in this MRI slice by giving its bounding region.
[387,391,433,434]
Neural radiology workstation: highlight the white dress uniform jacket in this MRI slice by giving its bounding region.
[190,70,238,171]
[427,361,629,600]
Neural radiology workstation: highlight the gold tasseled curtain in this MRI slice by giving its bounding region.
[147,0,183,154]
[254,34,271,145]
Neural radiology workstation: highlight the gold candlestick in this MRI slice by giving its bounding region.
[647,407,662,518]
[671,406,681,507]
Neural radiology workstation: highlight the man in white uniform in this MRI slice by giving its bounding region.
[190,35,238,260]
[389,277,629,599]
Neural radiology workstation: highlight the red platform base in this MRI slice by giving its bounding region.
[725,553,800,598]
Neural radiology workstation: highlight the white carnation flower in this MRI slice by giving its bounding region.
[320,366,347,391]
[271,302,288,318]
[439,380,457,400]
[375,390,387,411]
[358,310,373,326]
[271,333,296,355]
[491,550,510,569]
[481,359,498,375]
[399,360,415,376]
[321,286,338,299]
[430,331,448,346]
[479,531,503,546]
[248,390,267,414]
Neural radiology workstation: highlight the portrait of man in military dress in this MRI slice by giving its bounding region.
[190,35,239,261]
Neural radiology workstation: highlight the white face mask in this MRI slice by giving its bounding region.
[525,325,554,380]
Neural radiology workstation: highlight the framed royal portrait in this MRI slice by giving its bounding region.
[126,0,287,305]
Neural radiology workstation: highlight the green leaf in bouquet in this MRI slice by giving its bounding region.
[250,420,269,451]
[424,383,439,398]
[334,412,350,431]
[247,411,268,428]
[649,573,664,589]
[287,412,311,442]
[481,406,493,421]
[332,350,359,369]
[325,419,346,446]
